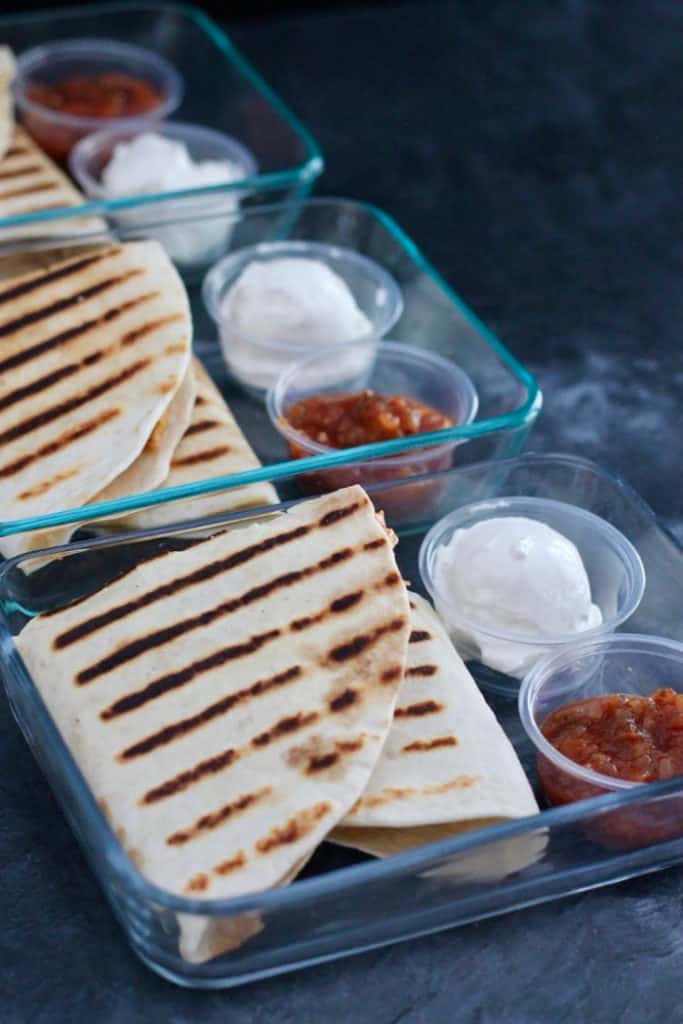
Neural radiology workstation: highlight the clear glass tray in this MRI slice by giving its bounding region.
[0,2,323,235]
[0,197,541,548]
[2,453,683,988]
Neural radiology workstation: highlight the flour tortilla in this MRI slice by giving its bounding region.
[332,593,539,858]
[0,126,105,240]
[94,362,196,505]
[114,355,278,530]
[0,47,15,162]
[0,240,192,557]
[17,485,411,962]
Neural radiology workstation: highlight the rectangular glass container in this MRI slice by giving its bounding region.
[1,453,683,988]
[0,197,541,548]
[0,2,323,236]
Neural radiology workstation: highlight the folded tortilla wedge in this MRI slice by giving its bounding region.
[332,593,540,858]
[0,240,192,557]
[113,355,278,529]
[0,46,15,162]
[16,485,411,961]
[0,126,105,240]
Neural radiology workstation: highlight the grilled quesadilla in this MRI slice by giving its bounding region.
[113,355,278,529]
[16,485,411,962]
[0,240,192,558]
[332,592,539,856]
[0,126,105,240]
[94,362,196,506]
[0,46,15,162]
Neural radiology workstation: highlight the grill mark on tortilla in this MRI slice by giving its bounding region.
[0,318,155,413]
[251,710,319,748]
[319,501,361,527]
[171,444,231,468]
[0,291,158,375]
[402,736,458,753]
[4,145,29,159]
[166,787,271,847]
[41,543,203,619]
[0,163,42,180]
[121,312,184,346]
[54,521,313,648]
[185,873,210,893]
[0,357,150,446]
[380,665,403,685]
[0,248,119,306]
[18,465,80,500]
[0,407,121,479]
[409,629,431,644]
[140,713,319,804]
[395,700,444,718]
[255,801,331,854]
[81,544,361,682]
[195,394,207,406]
[363,537,386,550]
[306,738,364,774]
[329,590,363,614]
[0,180,59,201]
[213,850,247,876]
[406,664,438,678]
[0,267,142,339]
[326,616,406,664]
[55,506,370,648]
[184,418,220,437]
[352,777,479,811]
[116,665,303,756]
[142,747,240,804]
[108,628,282,721]
[328,688,359,712]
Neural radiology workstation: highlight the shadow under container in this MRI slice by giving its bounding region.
[519,633,683,850]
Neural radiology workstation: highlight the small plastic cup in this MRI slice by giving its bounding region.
[70,122,257,270]
[419,496,646,684]
[519,633,683,849]
[267,339,478,515]
[12,39,183,163]
[202,240,403,398]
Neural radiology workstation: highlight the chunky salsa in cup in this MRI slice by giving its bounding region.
[538,688,683,848]
[284,389,454,452]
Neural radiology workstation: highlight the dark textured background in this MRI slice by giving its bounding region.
[4,1,683,1021]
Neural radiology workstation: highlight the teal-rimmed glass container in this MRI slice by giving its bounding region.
[0,197,541,547]
[0,2,323,235]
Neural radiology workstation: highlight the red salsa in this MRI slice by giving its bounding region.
[285,390,454,452]
[26,74,164,119]
[23,74,166,162]
[538,689,683,849]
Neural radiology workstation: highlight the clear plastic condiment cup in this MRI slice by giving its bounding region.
[201,240,403,398]
[12,39,183,162]
[418,496,646,684]
[518,632,683,848]
[70,122,257,269]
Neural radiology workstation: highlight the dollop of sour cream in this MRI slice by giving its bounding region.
[101,133,248,266]
[101,132,245,196]
[433,516,603,676]
[219,257,373,392]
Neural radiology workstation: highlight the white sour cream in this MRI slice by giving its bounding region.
[433,516,603,676]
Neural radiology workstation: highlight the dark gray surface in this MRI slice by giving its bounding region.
[4,1,683,1021]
